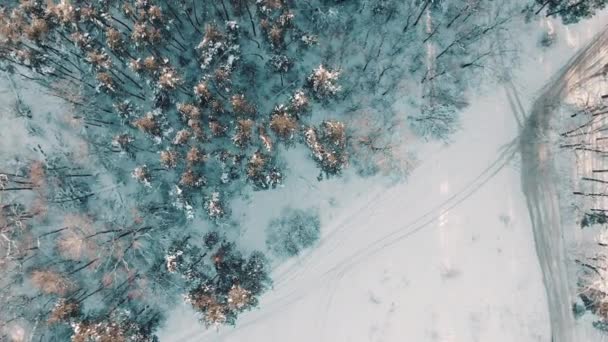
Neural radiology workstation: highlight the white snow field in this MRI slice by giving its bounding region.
[158,15,608,342]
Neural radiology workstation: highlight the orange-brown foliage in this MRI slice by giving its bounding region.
[270,112,297,139]
[30,270,72,295]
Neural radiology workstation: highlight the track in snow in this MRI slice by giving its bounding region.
[520,25,608,342]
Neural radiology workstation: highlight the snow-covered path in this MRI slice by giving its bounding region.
[521,26,608,342]
[522,82,575,342]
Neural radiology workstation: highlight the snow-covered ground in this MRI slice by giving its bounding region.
[158,15,608,342]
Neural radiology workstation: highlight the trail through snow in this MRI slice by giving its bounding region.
[521,25,608,342]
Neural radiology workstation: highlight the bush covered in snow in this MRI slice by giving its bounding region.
[266,208,321,258]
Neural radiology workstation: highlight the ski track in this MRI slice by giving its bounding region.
[186,137,520,341]
[271,144,451,288]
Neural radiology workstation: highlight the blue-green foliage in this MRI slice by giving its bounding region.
[534,0,608,24]
[266,208,321,257]
[0,0,543,339]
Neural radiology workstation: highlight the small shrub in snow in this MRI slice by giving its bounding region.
[581,212,608,228]
[539,30,556,47]
[266,208,321,257]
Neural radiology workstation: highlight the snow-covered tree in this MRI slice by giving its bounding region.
[532,0,608,24]
[266,208,321,258]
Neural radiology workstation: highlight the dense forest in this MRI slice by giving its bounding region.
[0,0,604,341]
